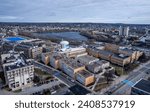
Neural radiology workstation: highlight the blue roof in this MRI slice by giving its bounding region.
[4,37,25,42]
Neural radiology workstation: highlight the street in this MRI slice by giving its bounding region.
[104,60,150,95]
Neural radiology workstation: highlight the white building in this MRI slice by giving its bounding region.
[1,52,34,91]
[119,26,129,37]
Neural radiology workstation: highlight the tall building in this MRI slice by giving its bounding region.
[119,26,123,36]
[119,26,129,37]
[1,51,34,91]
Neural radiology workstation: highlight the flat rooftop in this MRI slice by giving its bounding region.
[3,52,33,71]
[52,53,63,60]
[133,79,150,94]
[98,50,114,56]
[77,70,93,78]
[77,55,99,62]
[61,47,86,53]
[98,60,109,64]
[62,58,84,69]
[89,60,109,67]
[119,48,135,54]
[5,59,33,71]
[4,37,26,42]
[112,54,129,59]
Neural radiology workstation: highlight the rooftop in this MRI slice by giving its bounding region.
[62,57,84,69]
[5,58,33,71]
[52,53,63,60]
[133,79,150,94]
[60,47,86,53]
[98,50,114,56]
[88,60,109,67]
[77,55,99,62]
[119,47,135,54]
[2,52,33,71]
[77,70,93,78]
[4,37,25,42]
[112,54,129,59]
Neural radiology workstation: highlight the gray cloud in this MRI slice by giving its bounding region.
[0,0,150,23]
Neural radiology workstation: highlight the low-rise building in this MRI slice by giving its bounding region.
[76,55,99,65]
[110,54,131,66]
[98,50,113,61]
[59,58,85,78]
[86,60,110,74]
[119,48,143,62]
[86,47,100,58]
[61,47,87,58]
[14,42,43,59]
[1,52,34,91]
[43,42,60,52]
[135,51,143,60]
[76,70,95,86]
[105,43,119,53]
[3,39,44,59]
[50,53,62,69]
[41,52,53,65]
[87,43,143,66]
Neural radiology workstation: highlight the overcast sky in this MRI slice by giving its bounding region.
[0,0,150,24]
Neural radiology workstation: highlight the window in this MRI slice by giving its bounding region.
[11,83,15,88]
[16,83,20,87]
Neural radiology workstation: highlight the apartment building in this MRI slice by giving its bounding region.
[104,43,119,53]
[41,52,53,65]
[1,52,34,91]
[50,53,62,69]
[76,70,95,86]
[76,55,99,65]
[87,60,110,74]
[110,54,131,66]
[59,58,85,78]
[61,47,87,58]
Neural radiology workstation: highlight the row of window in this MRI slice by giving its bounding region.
[7,66,34,74]
[7,72,34,78]
[10,78,33,88]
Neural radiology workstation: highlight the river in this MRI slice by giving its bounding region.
[33,32,88,41]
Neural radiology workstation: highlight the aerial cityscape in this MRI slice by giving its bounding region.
[0,0,150,95]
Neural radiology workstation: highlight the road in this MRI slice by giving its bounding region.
[33,61,95,94]
[33,61,75,87]
[104,60,150,95]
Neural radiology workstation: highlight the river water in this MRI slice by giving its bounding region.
[33,31,88,41]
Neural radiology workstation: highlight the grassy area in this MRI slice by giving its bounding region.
[34,68,53,80]
[111,63,140,76]
[94,83,108,92]
[35,68,51,76]
[14,89,22,93]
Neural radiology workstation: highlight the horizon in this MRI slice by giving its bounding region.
[0,22,150,25]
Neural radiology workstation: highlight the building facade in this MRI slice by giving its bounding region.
[1,52,34,91]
